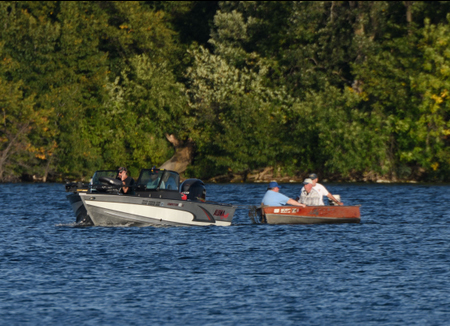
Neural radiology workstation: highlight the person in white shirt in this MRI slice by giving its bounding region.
[307,173,343,206]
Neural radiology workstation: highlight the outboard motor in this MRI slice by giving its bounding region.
[180,179,206,201]
[329,194,341,206]
[98,177,123,186]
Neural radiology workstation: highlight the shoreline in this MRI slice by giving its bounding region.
[0,167,441,184]
[0,178,442,185]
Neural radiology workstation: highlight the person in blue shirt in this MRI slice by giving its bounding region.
[261,181,306,207]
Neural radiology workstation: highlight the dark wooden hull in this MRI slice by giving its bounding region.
[253,206,360,224]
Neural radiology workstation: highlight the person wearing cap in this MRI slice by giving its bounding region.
[117,167,135,194]
[261,181,306,207]
[299,178,323,206]
[306,173,343,206]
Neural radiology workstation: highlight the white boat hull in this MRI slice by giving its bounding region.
[79,193,234,227]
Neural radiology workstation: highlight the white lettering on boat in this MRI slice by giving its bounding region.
[141,200,162,207]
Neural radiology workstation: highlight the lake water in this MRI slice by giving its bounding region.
[1,182,449,325]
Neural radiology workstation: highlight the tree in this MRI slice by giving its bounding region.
[101,54,188,176]
[185,9,296,178]
[0,78,35,181]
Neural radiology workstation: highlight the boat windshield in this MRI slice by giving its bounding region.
[90,170,118,186]
[137,169,180,191]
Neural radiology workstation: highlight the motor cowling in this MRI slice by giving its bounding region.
[90,176,122,193]
[180,179,206,201]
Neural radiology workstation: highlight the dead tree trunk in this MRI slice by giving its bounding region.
[404,1,413,24]
[404,1,413,35]
[159,134,194,174]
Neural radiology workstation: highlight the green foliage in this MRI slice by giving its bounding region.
[2,1,450,182]
[184,1,392,179]
[1,1,181,180]
[409,18,450,175]
[184,6,301,178]
[0,77,36,180]
[102,54,188,175]
[353,14,450,178]
[288,86,388,176]
[185,45,285,177]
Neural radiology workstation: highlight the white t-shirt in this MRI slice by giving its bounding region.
[313,183,329,197]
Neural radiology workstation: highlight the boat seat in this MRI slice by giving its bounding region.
[147,179,159,189]
[165,177,177,191]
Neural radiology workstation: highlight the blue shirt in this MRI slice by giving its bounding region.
[261,190,290,206]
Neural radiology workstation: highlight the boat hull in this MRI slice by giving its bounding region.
[79,193,235,227]
[66,192,93,225]
[254,205,360,224]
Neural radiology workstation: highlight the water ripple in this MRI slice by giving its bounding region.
[0,183,450,325]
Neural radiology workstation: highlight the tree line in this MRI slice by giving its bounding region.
[1,1,450,182]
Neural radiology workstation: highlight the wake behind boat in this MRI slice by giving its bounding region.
[76,168,236,227]
[250,205,361,224]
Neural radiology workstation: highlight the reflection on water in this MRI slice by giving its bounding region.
[0,182,450,325]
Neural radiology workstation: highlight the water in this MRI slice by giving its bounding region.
[1,182,450,325]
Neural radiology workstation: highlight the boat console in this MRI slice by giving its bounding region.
[133,169,208,202]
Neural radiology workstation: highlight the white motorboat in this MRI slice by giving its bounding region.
[78,168,236,227]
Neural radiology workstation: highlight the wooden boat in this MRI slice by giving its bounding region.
[250,205,361,224]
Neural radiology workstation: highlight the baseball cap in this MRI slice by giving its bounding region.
[268,181,281,189]
[303,178,313,185]
[308,173,318,180]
